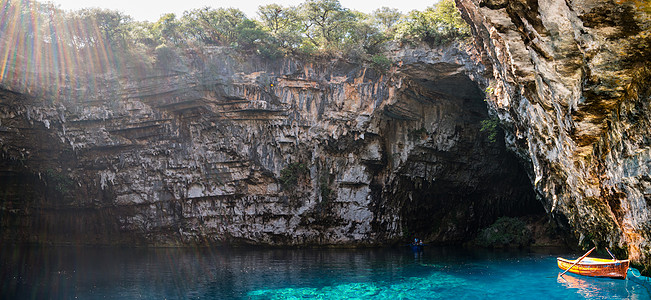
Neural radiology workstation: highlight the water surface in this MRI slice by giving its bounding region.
[2,245,650,299]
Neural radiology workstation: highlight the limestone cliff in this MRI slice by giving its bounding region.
[0,44,539,247]
[457,0,651,270]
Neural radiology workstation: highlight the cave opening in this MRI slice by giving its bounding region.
[381,69,545,245]
[0,59,547,248]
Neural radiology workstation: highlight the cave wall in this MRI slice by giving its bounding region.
[0,43,540,246]
[457,0,651,268]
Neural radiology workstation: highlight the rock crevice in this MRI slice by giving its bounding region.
[0,44,541,247]
[457,0,651,270]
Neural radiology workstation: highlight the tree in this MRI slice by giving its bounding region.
[344,11,388,55]
[257,4,305,53]
[180,7,248,46]
[233,19,269,50]
[371,7,402,32]
[431,0,470,38]
[127,21,157,47]
[153,13,182,45]
[257,4,298,34]
[75,8,132,48]
[299,0,355,49]
[394,0,470,45]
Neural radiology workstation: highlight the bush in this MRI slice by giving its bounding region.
[154,44,182,69]
[279,162,309,190]
[474,217,533,248]
[45,168,75,194]
[3,0,470,84]
[394,0,470,46]
[370,54,392,71]
[319,174,332,201]
[480,118,499,143]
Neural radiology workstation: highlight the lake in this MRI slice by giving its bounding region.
[2,245,650,299]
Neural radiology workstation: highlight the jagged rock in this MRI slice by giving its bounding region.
[0,44,539,247]
[457,0,651,271]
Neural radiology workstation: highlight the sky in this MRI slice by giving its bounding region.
[45,0,437,22]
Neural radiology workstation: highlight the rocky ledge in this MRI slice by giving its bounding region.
[0,43,541,247]
[458,0,651,272]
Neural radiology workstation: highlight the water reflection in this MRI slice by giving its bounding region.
[2,245,649,299]
[558,273,649,299]
[1,245,418,299]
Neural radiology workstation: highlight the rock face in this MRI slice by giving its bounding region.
[457,0,651,270]
[0,44,540,246]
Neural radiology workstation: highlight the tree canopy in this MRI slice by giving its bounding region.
[0,0,470,78]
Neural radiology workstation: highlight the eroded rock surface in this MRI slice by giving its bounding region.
[458,0,651,269]
[0,44,539,246]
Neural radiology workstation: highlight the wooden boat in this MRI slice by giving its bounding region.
[557,256,629,279]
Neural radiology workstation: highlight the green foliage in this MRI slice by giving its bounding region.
[45,169,74,194]
[395,0,470,45]
[257,4,305,53]
[176,7,272,52]
[370,54,392,71]
[300,0,356,49]
[2,0,472,80]
[408,127,428,141]
[127,21,158,47]
[319,174,332,201]
[484,82,497,102]
[474,217,533,248]
[258,4,298,34]
[233,19,268,49]
[345,12,389,56]
[180,7,249,46]
[279,162,309,190]
[480,118,499,143]
[256,41,283,59]
[154,44,181,69]
[153,13,182,45]
[485,86,495,96]
[296,42,318,56]
[74,8,133,48]
[372,7,403,32]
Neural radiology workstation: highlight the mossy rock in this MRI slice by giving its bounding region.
[279,162,309,190]
[473,217,533,248]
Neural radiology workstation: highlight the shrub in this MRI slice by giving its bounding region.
[279,162,309,190]
[154,44,181,69]
[474,217,532,248]
[370,54,392,71]
[394,0,470,46]
[45,168,74,194]
[480,118,499,143]
[319,174,332,201]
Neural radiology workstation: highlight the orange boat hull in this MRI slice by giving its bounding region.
[557,257,629,279]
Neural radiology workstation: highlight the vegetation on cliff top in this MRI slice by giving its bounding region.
[1,0,469,81]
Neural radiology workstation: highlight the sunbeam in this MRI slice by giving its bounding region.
[0,0,127,102]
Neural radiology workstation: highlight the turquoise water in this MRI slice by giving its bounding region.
[2,245,650,299]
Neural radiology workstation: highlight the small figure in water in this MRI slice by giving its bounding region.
[411,238,425,254]
[410,238,425,258]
